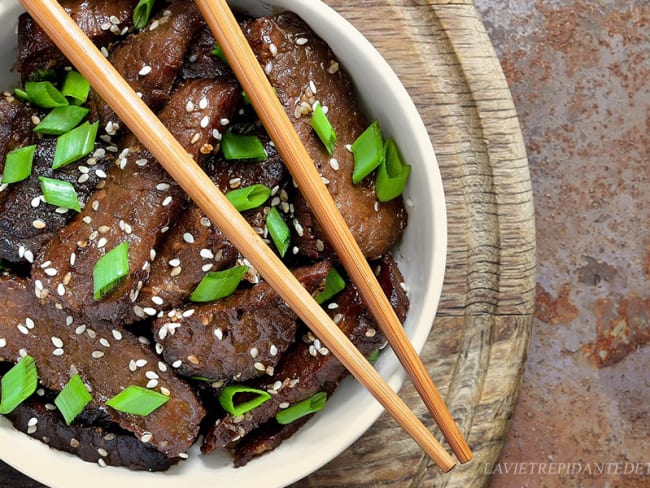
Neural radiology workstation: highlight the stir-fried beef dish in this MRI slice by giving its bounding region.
[0,0,411,472]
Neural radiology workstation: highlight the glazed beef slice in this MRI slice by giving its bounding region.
[202,253,408,456]
[151,261,331,382]
[135,133,289,313]
[32,78,241,326]
[88,0,204,133]
[6,400,174,471]
[243,13,407,260]
[0,139,112,264]
[0,276,205,459]
[16,0,138,81]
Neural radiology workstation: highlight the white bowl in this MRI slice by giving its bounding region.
[0,0,447,486]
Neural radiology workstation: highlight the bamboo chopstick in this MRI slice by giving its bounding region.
[195,0,472,464]
[19,0,456,472]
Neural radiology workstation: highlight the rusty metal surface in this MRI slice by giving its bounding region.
[473,0,650,486]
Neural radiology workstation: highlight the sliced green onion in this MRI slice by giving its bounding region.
[39,176,81,212]
[52,121,98,169]
[34,105,89,135]
[218,385,271,416]
[190,265,249,303]
[376,139,411,202]
[368,349,380,363]
[24,81,69,109]
[61,71,91,105]
[221,132,267,162]
[276,392,327,425]
[54,374,92,425]
[311,102,336,155]
[106,385,169,416]
[351,120,384,184]
[315,268,346,304]
[133,0,157,30]
[226,184,271,212]
[1,145,36,184]
[266,207,290,257]
[13,88,30,103]
[93,241,129,300]
[0,355,38,414]
[211,44,228,64]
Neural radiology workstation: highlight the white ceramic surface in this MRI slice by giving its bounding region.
[0,0,447,486]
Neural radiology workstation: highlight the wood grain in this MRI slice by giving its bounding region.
[292,0,535,486]
[0,0,533,486]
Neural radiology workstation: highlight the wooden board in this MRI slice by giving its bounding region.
[0,0,534,486]
[291,0,535,486]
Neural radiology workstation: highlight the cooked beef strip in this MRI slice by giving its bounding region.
[15,0,137,81]
[0,93,40,173]
[182,29,232,81]
[0,276,205,458]
[0,139,112,264]
[151,261,331,383]
[88,0,204,136]
[135,134,289,313]
[31,78,241,326]
[242,13,408,261]
[5,400,174,471]
[201,253,408,454]
[233,416,310,468]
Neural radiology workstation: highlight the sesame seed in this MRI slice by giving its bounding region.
[135,359,148,368]
[57,284,66,296]
[139,65,152,76]
[30,196,41,208]
[187,354,199,365]
[145,371,159,380]
[199,97,208,109]
[112,329,123,340]
[149,19,160,30]
[328,60,340,74]
[249,347,259,358]
[160,386,171,396]
[75,324,87,335]
[200,115,210,128]
[70,253,77,266]
[100,47,109,58]
[220,118,230,126]
[309,80,317,94]
[270,344,278,356]
[143,307,157,317]
[32,220,46,229]
[162,196,173,207]
[99,338,110,347]
[279,402,290,409]
[214,328,223,340]
[168,258,181,267]
[151,296,164,306]
[17,324,29,335]
[97,448,108,457]
[296,37,308,46]
[24,250,34,263]
[158,361,168,373]
[329,158,339,171]
[96,169,107,179]
[51,336,63,348]
[53,348,64,356]
[183,233,195,244]
[140,433,153,443]
[172,360,182,368]
[182,309,195,318]
[0,338,6,348]
[70,438,80,448]
[365,328,377,338]
[146,379,159,389]
[91,351,104,359]
[186,101,194,112]
[156,183,170,191]
[25,318,35,329]
[200,248,214,259]
[254,362,265,371]
[78,173,90,184]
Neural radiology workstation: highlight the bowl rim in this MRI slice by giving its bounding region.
[0,0,447,486]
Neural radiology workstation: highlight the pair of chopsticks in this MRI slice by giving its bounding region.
[20,0,471,471]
